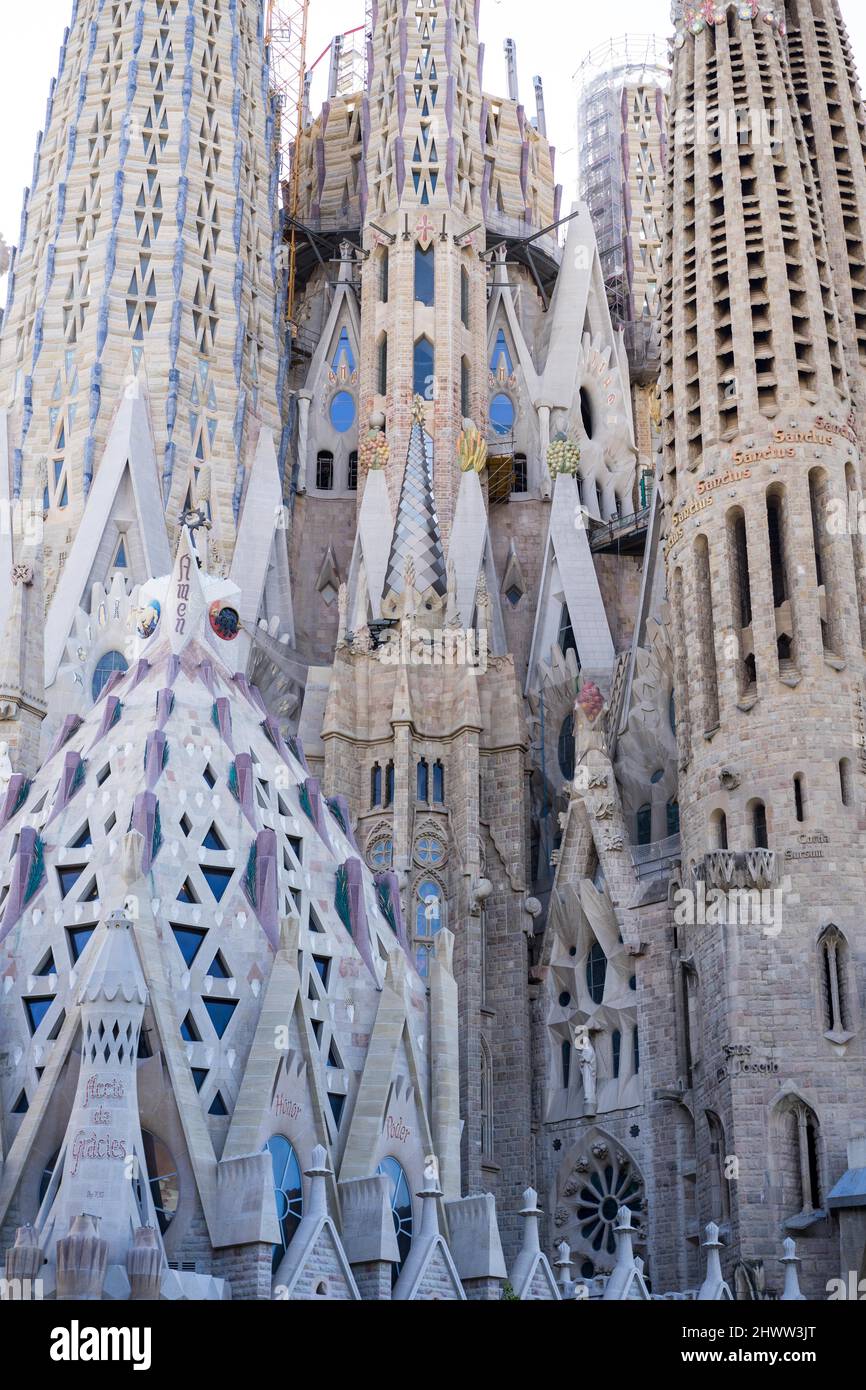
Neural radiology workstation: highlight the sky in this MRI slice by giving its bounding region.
[3,0,866,282]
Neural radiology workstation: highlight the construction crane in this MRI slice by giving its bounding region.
[266,0,310,332]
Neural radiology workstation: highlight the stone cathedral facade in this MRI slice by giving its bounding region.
[0,0,865,1303]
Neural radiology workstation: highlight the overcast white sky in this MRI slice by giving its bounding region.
[3,0,866,281]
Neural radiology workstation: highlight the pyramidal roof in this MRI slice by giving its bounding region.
[382,409,447,605]
[0,528,426,1177]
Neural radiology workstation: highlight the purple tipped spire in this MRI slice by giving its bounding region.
[130,791,161,873]
[47,750,86,824]
[245,828,278,949]
[144,730,168,789]
[230,752,256,825]
[47,714,83,761]
[0,774,30,830]
[155,688,175,730]
[212,697,233,748]
[166,654,181,685]
[336,857,376,978]
[91,695,122,746]
[299,778,332,850]
[374,870,410,954]
[327,795,360,852]
[0,827,45,944]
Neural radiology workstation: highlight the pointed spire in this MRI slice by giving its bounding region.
[698,1221,733,1301]
[779,1237,806,1301]
[382,418,446,612]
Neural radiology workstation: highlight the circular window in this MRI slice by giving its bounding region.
[576,1156,642,1257]
[138,1131,179,1234]
[650,768,665,785]
[330,390,356,433]
[137,599,161,640]
[580,388,594,439]
[368,837,394,870]
[264,1135,303,1272]
[558,714,575,781]
[490,393,515,437]
[92,650,128,700]
[209,602,240,640]
[558,991,571,1007]
[416,835,445,865]
[377,1156,413,1284]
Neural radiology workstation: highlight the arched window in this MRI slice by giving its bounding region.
[666,799,680,837]
[711,810,728,851]
[776,1100,822,1217]
[137,1131,179,1235]
[611,1029,622,1078]
[385,760,395,807]
[415,879,442,978]
[632,1026,640,1075]
[706,1111,730,1222]
[558,714,575,780]
[92,650,128,700]
[316,451,334,490]
[264,1135,303,1273]
[416,758,429,802]
[561,1038,571,1089]
[376,1156,413,1285]
[580,388,594,438]
[414,243,435,306]
[370,763,382,808]
[636,804,652,846]
[839,758,853,807]
[377,336,388,396]
[413,336,434,400]
[819,926,851,1039]
[432,760,444,804]
[480,1040,493,1157]
[380,248,389,303]
[460,265,470,327]
[461,356,471,418]
[490,392,515,437]
[512,454,528,493]
[751,799,768,849]
[586,940,607,1005]
[793,775,805,823]
[347,451,358,491]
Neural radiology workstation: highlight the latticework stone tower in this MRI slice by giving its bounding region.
[662,0,866,1294]
[0,0,286,602]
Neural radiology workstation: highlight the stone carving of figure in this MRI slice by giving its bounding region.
[0,741,13,794]
[571,1025,597,1114]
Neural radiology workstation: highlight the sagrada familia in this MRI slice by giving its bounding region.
[0,0,864,1302]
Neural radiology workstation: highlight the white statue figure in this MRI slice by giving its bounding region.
[571,1024,597,1114]
[0,741,13,795]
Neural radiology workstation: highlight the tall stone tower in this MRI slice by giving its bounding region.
[662,0,866,1295]
[0,0,287,619]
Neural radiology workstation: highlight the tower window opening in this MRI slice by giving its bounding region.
[839,758,852,807]
[751,800,768,850]
[414,243,435,306]
[316,451,334,491]
[794,775,805,823]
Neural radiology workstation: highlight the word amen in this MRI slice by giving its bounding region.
[175,553,192,634]
[50,1323,152,1372]
[69,1129,127,1176]
[673,884,784,937]
[378,620,488,672]
[83,1076,125,1108]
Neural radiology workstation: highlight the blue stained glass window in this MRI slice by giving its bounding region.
[331,326,356,372]
[23,997,54,1034]
[612,1029,622,1078]
[414,244,435,306]
[413,337,434,399]
[490,393,515,437]
[265,1135,304,1272]
[67,926,96,963]
[377,1156,413,1285]
[202,998,237,1038]
[330,390,356,433]
[202,866,233,901]
[171,925,207,965]
[92,650,128,700]
[490,328,514,375]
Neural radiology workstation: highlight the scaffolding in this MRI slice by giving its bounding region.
[267,0,310,331]
[576,35,670,379]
